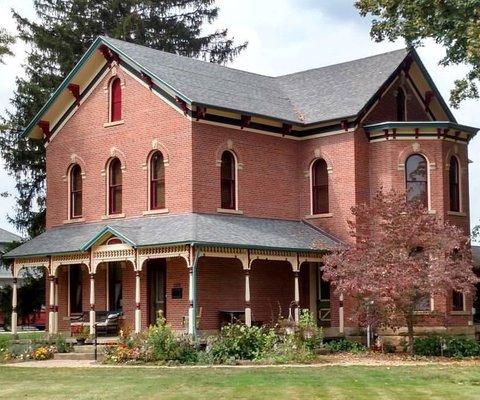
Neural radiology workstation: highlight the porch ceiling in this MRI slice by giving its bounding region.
[4,213,340,259]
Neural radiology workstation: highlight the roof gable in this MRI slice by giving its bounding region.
[23,36,464,140]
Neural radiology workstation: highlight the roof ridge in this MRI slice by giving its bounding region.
[276,48,408,79]
[102,36,408,81]
[101,36,277,81]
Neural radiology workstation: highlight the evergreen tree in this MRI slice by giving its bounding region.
[0,28,15,64]
[1,0,247,238]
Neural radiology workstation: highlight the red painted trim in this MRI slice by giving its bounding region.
[38,120,50,140]
[241,115,251,129]
[141,71,153,89]
[67,83,81,106]
[175,97,188,115]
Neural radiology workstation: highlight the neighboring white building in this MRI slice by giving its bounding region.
[0,228,22,287]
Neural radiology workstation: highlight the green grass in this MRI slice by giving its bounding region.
[1,365,480,399]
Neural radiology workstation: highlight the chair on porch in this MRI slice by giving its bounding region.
[95,311,122,336]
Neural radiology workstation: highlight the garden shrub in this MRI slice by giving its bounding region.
[104,313,197,364]
[297,309,324,351]
[412,335,442,356]
[443,336,480,358]
[207,323,276,363]
[412,335,480,358]
[324,338,366,353]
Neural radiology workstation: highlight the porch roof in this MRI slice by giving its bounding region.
[4,213,340,259]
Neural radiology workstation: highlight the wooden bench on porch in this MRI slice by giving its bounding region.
[70,311,122,336]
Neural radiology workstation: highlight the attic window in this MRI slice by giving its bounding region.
[110,78,122,122]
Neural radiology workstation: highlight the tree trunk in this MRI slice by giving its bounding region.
[405,314,415,354]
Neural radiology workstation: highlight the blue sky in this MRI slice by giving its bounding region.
[1,0,479,237]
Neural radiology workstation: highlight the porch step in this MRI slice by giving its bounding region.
[54,352,99,361]
[73,345,98,353]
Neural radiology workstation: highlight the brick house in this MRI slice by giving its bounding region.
[4,36,478,339]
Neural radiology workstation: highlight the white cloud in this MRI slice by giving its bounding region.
[0,0,479,236]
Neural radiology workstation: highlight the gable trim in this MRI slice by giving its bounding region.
[80,226,136,251]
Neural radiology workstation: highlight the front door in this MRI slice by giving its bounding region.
[316,264,331,327]
[147,259,166,325]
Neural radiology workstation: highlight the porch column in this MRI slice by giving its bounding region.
[294,270,300,323]
[135,270,141,333]
[89,273,95,335]
[53,277,59,334]
[244,268,252,327]
[48,275,55,333]
[11,277,18,335]
[339,293,344,334]
[188,265,195,335]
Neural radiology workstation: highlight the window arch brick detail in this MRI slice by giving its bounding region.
[215,141,243,170]
[305,150,333,177]
[397,143,436,171]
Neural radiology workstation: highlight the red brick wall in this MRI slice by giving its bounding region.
[192,123,300,220]
[45,67,193,228]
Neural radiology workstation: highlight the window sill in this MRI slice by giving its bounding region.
[63,218,85,225]
[102,213,126,220]
[427,210,437,215]
[447,211,467,217]
[217,208,244,215]
[413,311,433,315]
[304,213,333,220]
[450,310,470,316]
[143,208,169,216]
[103,120,125,128]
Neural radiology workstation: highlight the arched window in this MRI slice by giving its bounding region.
[70,164,83,219]
[150,151,165,210]
[220,151,236,209]
[110,78,122,122]
[405,154,428,208]
[312,159,329,214]
[396,87,406,121]
[108,158,122,214]
[449,156,460,212]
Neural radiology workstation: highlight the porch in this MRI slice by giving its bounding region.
[4,213,342,338]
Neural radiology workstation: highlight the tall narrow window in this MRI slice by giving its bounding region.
[110,78,122,122]
[70,164,82,219]
[452,291,464,311]
[220,151,236,209]
[449,156,460,212]
[108,158,122,215]
[69,265,83,314]
[312,159,329,214]
[150,152,165,210]
[405,154,428,208]
[396,87,406,121]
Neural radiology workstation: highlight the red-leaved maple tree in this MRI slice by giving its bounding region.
[322,189,478,349]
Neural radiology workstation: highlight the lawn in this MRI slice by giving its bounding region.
[1,364,480,399]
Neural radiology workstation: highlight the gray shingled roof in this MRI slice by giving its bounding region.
[104,36,408,124]
[4,213,339,258]
[0,228,21,245]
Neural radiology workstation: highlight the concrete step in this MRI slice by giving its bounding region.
[54,352,97,361]
[73,345,97,353]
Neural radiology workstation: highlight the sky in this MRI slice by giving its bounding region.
[0,0,479,238]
